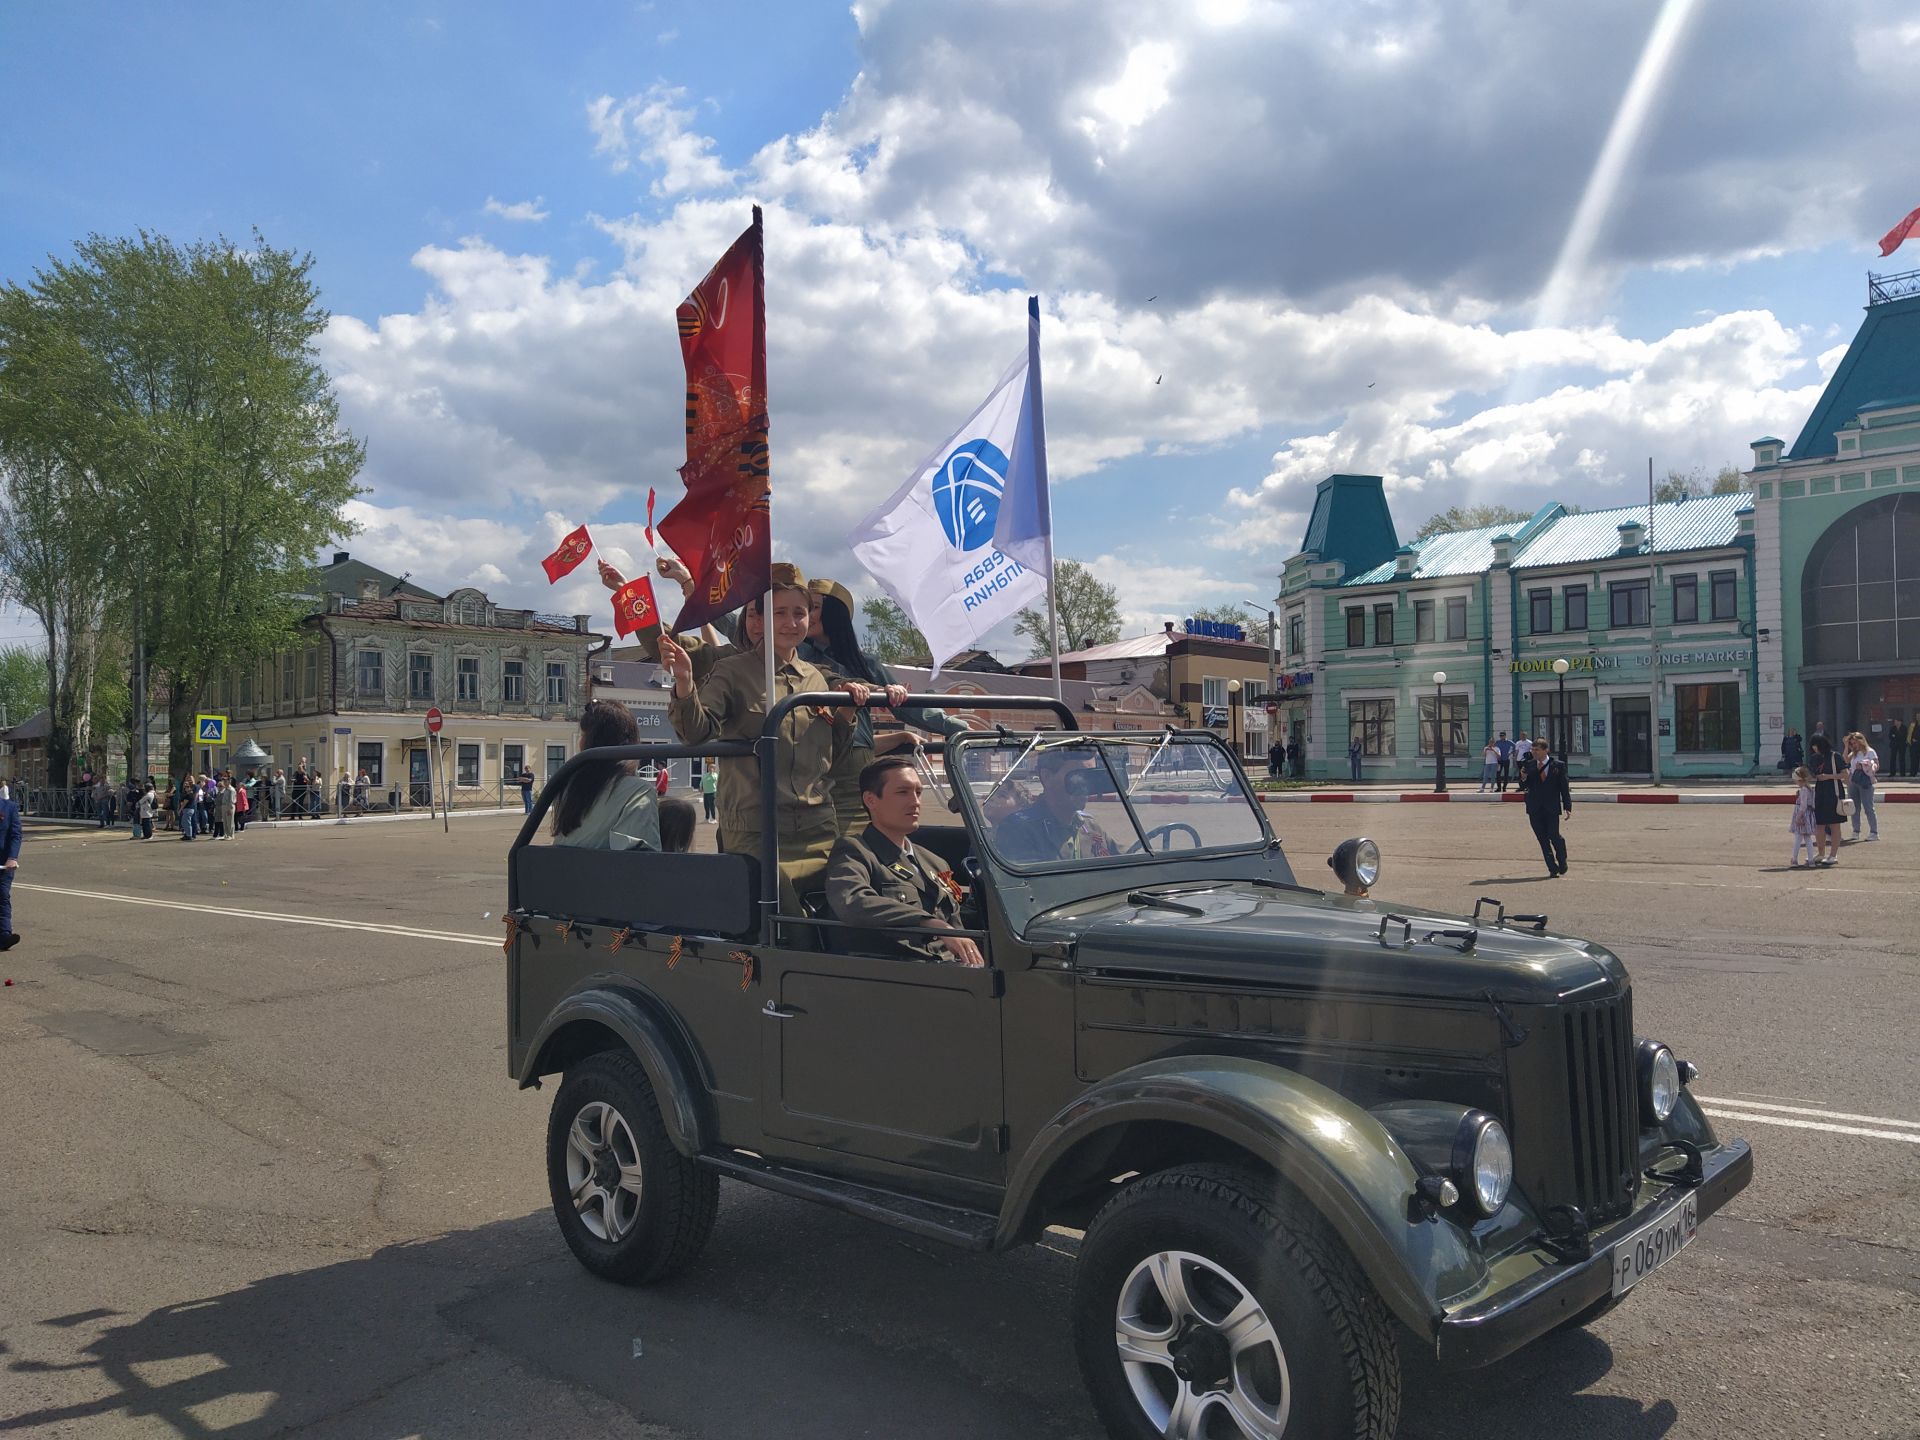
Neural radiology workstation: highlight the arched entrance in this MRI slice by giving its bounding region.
[1799,492,1920,741]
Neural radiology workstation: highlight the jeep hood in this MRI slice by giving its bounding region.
[1025,880,1626,1005]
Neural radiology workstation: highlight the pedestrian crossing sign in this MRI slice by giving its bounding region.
[196,714,227,744]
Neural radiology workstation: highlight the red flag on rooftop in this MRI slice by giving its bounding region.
[610,574,662,638]
[658,207,770,633]
[540,523,594,583]
[1878,204,1920,258]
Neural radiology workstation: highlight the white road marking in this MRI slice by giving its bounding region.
[1701,1108,1920,1144]
[1700,1098,1920,1130]
[17,883,500,949]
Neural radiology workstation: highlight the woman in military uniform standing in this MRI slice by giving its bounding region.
[803,576,970,834]
[661,563,903,884]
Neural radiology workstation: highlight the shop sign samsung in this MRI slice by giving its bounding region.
[1184,618,1248,641]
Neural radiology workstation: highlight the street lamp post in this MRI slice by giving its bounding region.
[1432,671,1448,794]
[1227,678,1243,759]
[1551,657,1571,766]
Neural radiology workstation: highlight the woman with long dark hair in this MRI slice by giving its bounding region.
[804,577,970,833]
[1807,732,1844,868]
[552,700,662,851]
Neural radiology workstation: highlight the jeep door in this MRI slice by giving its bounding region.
[756,947,1006,1185]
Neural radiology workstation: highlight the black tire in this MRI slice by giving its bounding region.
[546,1050,718,1284]
[1072,1163,1401,1440]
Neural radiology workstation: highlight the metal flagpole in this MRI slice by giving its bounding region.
[1027,295,1063,701]
[1648,456,1662,786]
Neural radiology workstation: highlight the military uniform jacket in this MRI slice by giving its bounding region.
[824,826,964,959]
[668,647,854,840]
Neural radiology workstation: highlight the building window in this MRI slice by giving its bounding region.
[457,742,480,787]
[1286,614,1304,656]
[303,647,319,701]
[356,650,383,698]
[1201,676,1228,710]
[1530,689,1591,756]
[1414,600,1434,643]
[1346,608,1366,647]
[408,653,434,701]
[457,656,480,703]
[1709,570,1737,622]
[1609,580,1649,628]
[1348,699,1395,757]
[503,743,525,781]
[1372,604,1394,645]
[357,741,384,786]
[238,670,253,707]
[1564,585,1588,631]
[281,653,295,702]
[545,742,567,780]
[1529,589,1552,634]
[546,661,568,705]
[1418,694,1469,757]
[1445,597,1467,641]
[1675,682,1741,753]
[503,659,525,704]
[1672,574,1698,624]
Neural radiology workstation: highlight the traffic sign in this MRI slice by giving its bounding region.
[1264,701,1279,715]
[424,707,444,734]
[195,714,227,744]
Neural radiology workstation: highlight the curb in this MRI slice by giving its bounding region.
[1257,790,1917,806]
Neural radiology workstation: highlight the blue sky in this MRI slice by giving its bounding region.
[4,0,1914,646]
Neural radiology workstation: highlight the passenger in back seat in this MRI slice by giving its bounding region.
[552,702,662,852]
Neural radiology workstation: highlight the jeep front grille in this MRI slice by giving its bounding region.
[1561,994,1638,1226]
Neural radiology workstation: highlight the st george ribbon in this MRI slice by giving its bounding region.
[850,297,1053,677]
[658,207,771,634]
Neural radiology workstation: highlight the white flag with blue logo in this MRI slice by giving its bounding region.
[850,343,1048,675]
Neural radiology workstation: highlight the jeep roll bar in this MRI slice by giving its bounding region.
[508,692,1079,946]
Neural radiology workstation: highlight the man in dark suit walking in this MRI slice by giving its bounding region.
[0,785,21,949]
[1518,737,1573,877]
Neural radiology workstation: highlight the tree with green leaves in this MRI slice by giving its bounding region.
[1415,503,1533,539]
[0,644,43,731]
[1015,557,1122,656]
[1655,465,1746,502]
[0,233,364,778]
[860,595,931,663]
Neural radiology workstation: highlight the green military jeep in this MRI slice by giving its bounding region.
[505,694,1751,1440]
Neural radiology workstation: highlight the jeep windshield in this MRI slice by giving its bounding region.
[951,731,1271,870]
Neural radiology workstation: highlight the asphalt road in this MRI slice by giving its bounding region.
[1,802,1914,1439]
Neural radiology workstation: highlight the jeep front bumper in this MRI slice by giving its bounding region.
[1434,1137,1753,1367]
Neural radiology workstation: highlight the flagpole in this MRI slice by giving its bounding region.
[1027,295,1063,701]
[758,206,777,714]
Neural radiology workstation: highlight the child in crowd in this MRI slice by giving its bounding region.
[1788,765,1816,868]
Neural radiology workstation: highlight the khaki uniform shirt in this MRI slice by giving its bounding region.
[824,825,964,959]
[668,648,853,840]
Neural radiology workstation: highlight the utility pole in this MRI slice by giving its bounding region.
[1648,457,1663,785]
[132,564,146,782]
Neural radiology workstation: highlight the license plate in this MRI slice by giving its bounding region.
[1610,1192,1699,1297]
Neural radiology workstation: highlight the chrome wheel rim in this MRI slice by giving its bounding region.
[1115,1250,1291,1439]
[564,1100,643,1242]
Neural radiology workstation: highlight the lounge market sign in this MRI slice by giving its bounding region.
[1511,647,1750,674]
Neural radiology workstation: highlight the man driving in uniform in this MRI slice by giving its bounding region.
[825,756,984,967]
[992,748,1123,863]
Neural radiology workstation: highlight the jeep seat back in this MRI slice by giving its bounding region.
[512,847,760,938]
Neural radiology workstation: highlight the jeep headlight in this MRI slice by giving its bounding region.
[1638,1040,1680,1124]
[1451,1112,1513,1217]
[1328,837,1380,893]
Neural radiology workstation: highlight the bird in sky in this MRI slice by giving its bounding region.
[1146,295,1157,302]
[1154,375,1162,385]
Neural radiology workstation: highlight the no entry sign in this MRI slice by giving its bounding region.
[425,707,444,734]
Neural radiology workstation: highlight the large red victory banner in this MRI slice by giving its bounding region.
[658,207,770,633]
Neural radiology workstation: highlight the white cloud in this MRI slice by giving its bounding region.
[587,85,733,197]
[483,196,549,222]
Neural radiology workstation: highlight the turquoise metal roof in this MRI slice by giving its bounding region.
[1512,492,1751,569]
[1301,475,1399,577]
[1789,292,1920,460]
[1343,502,1558,585]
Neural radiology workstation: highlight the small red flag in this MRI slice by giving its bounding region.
[1879,205,1920,258]
[611,574,661,637]
[644,487,657,549]
[541,524,594,584]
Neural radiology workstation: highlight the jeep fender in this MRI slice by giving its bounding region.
[518,983,707,1157]
[999,1055,1482,1335]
